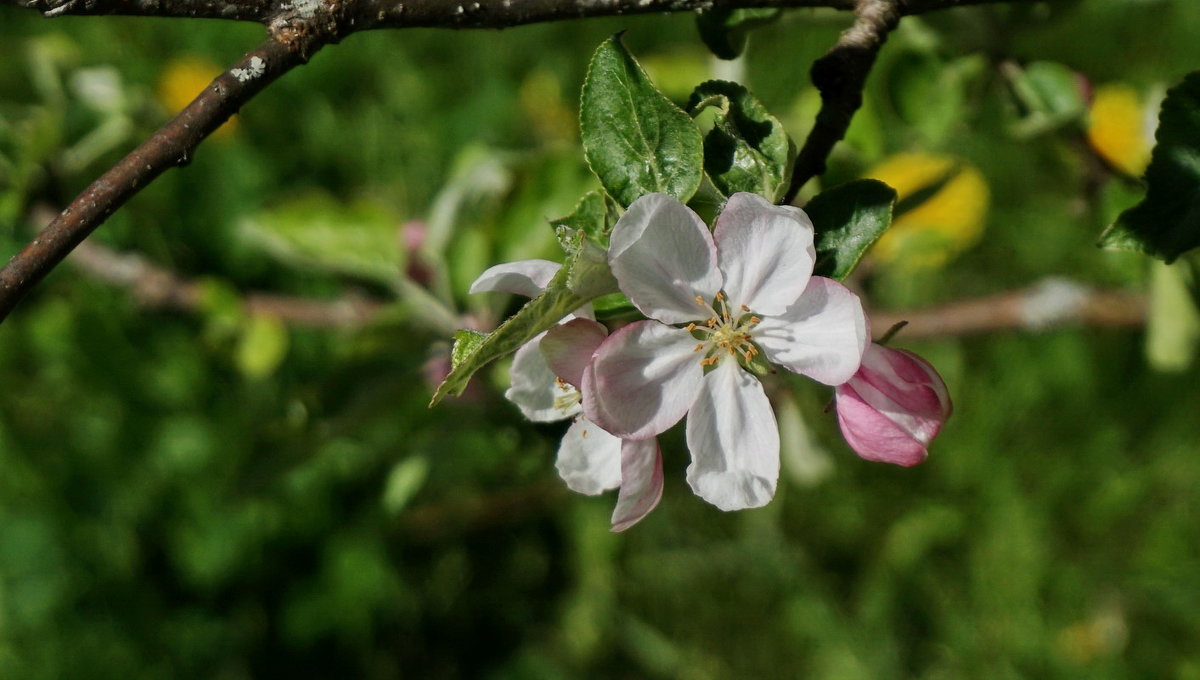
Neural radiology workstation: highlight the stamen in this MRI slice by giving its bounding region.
[685,322,696,332]
[743,349,753,361]
[740,304,750,312]
[749,316,760,325]
[695,295,706,306]
[715,292,725,301]
[700,356,719,366]
[693,344,704,352]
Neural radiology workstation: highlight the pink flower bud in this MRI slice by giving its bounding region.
[835,343,952,467]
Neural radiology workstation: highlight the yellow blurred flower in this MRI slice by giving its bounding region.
[158,57,236,138]
[1086,83,1153,177]
[865,152,989,268]
[518,69,575,143]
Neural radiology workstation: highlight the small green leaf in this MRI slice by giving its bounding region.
[430,246,619,406]
[1004,60,1086,137]
[240,192,403,286]
[382,457,430,515]
[687,80,796,202]
[580,35,704,207]
[1100,71,1200,262]
[551,190,621,250]
[806,179,898,281]
[695,8,781,60]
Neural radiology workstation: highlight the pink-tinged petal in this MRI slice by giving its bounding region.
[541,318,609,388]
[582,320,704,440]
[713,192,816,315]
[835,382,929,466]
[684,360,779,511]
[609,193,723,324]
[556,417,622,495]
[469,259,560,298]
[755,276,868,385]
[611,438,664,532]
[834,344,951,466]
[506,335,581,422]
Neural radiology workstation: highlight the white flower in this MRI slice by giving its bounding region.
[582,192,869,511]
[470,260,662,531]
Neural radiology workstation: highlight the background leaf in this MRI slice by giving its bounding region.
[240,192,403,286]
[580,35,703,207]
[1100,70,1200,262]
[687,80,795,202]
[806,179,897,281]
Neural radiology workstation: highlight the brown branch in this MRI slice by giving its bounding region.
[0,31,331,323]
[869,278,1147,340]
[783,0,901,204]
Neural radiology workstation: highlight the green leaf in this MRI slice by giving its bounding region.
[1146,260,1200,372]
[429,241,619,406]
[806,179,898,281]
[580,35,704,207]
[240,192,403,286]
[1100,71,1200,262]
[687,80,796,202]
[551,190,621,250]
[695,8,781,60]
[1004,60,1086,138]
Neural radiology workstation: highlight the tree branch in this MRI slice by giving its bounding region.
[783,0,900,204]
[0,35,328,322]
[869,278,1147,340]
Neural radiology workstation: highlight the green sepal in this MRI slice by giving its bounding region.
[687,80,796,203]
[430,233,619,406]
[580,34,704,207]
[806,179,898,281]
[552,190,621,250]
[1099,70,1200,262]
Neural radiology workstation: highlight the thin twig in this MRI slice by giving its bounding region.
[69,239,387,327]
[783,0,901,204]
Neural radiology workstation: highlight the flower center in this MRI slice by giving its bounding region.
[553,377,581,413]
[687,292,762,367]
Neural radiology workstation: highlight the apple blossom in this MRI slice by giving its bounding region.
[469,261,662,530]
[834,343,952,467]
[582,192,869,512]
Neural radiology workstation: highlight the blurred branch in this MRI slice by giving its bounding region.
[69,232,1145,338]
[869,278,1147,340]
[784,0,901,203]
[69,239,386,328]
[23,0,274,20]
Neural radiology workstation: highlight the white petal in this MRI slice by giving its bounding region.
[611,438,664,532]
[582,321,704,440]
[713,192,815,315]
[609,193,723,324]
[505,335,581,422]
[541,318,608,388]
[469,259,560,298]
[685,360,779,511]
[556,417,623,494]
[754,276,868,385]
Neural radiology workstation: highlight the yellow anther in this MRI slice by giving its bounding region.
[727,347,736,356]
[685,322,696,332]
[740,304,750,312]
[693,343,704,353]
[700,356,719,366]
[581,429,589,438]
[706,318,718,327]
[749,316,761,325]
[716,292,725,301]
[743,350,753,361]
[695,295,706,305]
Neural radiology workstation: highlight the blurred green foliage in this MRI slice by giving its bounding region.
[2,1,1200,678]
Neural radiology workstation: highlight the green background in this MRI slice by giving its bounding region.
[2,1,1199,677]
